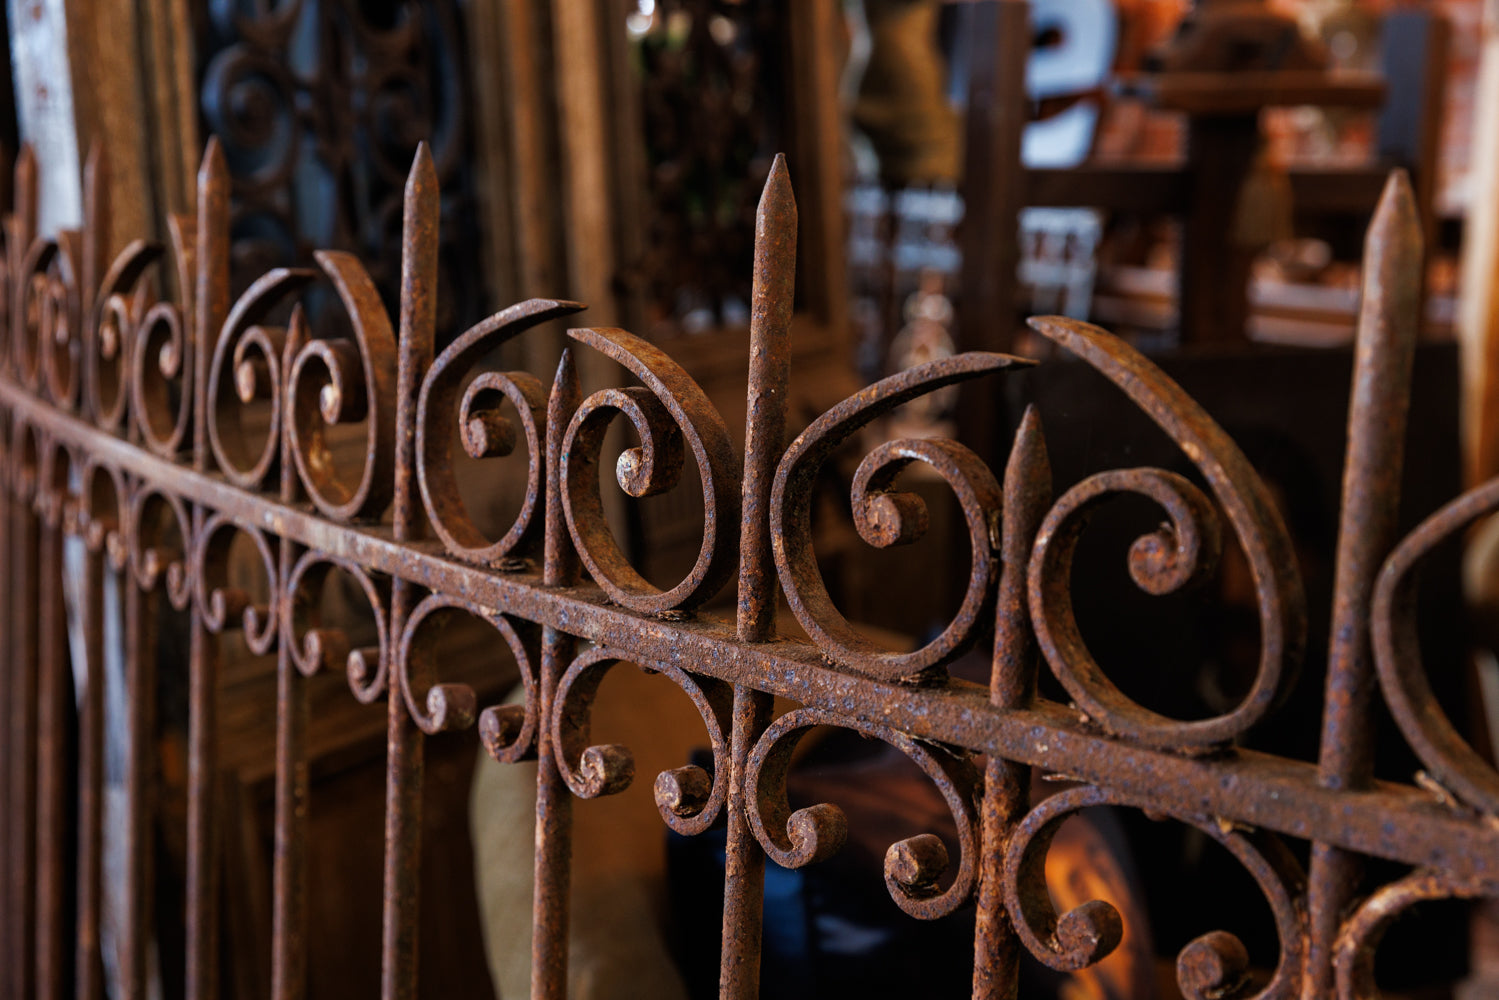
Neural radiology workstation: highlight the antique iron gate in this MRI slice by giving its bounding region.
[0,134,1496,1000]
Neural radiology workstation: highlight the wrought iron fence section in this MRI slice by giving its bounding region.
[0,135,1494,1000]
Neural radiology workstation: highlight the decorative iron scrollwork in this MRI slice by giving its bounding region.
[0,133,1494,1000]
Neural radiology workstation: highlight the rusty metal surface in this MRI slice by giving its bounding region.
[197,0,487,334]
[0,134,1496,1000]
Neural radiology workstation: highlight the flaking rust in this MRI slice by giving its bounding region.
[0,124,1492,1000]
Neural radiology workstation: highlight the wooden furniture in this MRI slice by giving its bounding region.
[959,0,1450,352]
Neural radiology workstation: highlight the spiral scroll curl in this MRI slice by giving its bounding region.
[128,487,193,609]
[1026,317,1307,749]
[192,513,280,654]
[10,416,42,516]
[77,459,130,571]
[0,414,46,525]
[561,327,740,615]
[32,432,72,529]
[201,44,300,194]
[1374,479,1499,815]
[284,251,399,522]
[86,240,161,432]
[1333,868,1496,999]
[1004,785,1306,1000]
[771,352,1028,682]
[128,217,196,458]
[14,236,80,407]
[549,646,734,835]
[744,706,980,919]
[397,593,539,740]
[416,298,584,565]
[282,549,392,703]
[130,299,193,458]
[206,267,315,490]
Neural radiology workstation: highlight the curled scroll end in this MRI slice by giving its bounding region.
[1128,489,1221,597]
[1177,930,1251,1000]
[301,627,350,678]
[242,603,272,639]
[1055,899,1125,969]
[856,491,929,548]
[479,704,530,763]
[209,586,250,629]
[654,765,713,820]
[786,802,848,867]
[346,645,384,702]
[105,532,128,572]
[579,744,636,798]
[885,833,949,899]
[425,682,478,734]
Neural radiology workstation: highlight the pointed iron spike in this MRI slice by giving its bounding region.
[281,305,306,504]
[194,137,231,471]
[397,138,439,352]
[1315,165,1424,793]
[83,140,109,303]
[286,302,308,349]
[1006,405,1052,498]
[751,152,797,347]
[1302,168,1427,1000]
[550,346,579,408]
[1359,169,1423,341]
[544,347,582,588]
[992,404,1051,710]
[14,141,36,219]
[84,139,107,213]
[392,140,439,542]
[199,135,227,193]
[737,152,797,643]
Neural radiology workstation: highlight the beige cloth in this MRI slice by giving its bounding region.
[471,665,710,999]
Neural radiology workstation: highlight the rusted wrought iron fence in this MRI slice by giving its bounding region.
[0,132,1496,1000]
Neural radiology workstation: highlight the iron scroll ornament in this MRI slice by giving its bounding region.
[3,133,1498,1000]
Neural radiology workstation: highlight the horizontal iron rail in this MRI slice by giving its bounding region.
[7,373,1497,886]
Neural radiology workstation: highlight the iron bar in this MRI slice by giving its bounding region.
[185,136,230,1000]
[76,526,106,1000]
[35,502,67,1000]
[0,128,1492,1000]
[121,560,153,1000]
[531,348,581,1000]
[271,309,310,1000]
[8,468,38,1000]
[1304,171,1424,998]
[382,142,438,1000]
[720,152,796,999]
[973,406,1050,1000]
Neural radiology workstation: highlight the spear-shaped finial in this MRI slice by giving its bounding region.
[545,347,581,588]
[1320,167,1422,792]
[393,141,438,541]
[83,140,108,306]
[193,137,228,471]
[14,141,36,239]
[737,153,797,643]
[1303,168,1423,999]
[992,404,1050,709]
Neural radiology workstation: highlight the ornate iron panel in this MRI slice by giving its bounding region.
[0,131,1495,1000]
